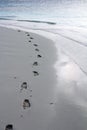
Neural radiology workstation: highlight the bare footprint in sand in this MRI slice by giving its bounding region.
[27,34,30,36]
[28,40,31,42]
[5,124,13,130]
[50,103,54,105]
[30,89,32,92]
[33,44,38,47]
[35,48,39,52]
[37,54,42,58]
[14,76,17,79]
[33,61,38,66]
[18,30,21,32]
[23,99,31,109]
[21,82,27,90]
[30,37,34,39]
[33,71,39,76]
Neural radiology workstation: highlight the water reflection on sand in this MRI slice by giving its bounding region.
[52,50,87,130]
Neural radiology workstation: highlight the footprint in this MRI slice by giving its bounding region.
[21,82,27,90]
[37,54,42,58]
[33,44,38,47]
[28,40,31,42]
[27,34,30,36]
[35,48,39,52]
[5,124,13,130]
[30,37,34,39]
[18,30,21,32]
[50,103,54,105]
[33,61,38,66]
[23,99,31,109]
[14,76,17,79]
[32,71,39,76]
[20,115,23,118]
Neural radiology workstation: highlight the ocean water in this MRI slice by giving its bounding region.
[0,0,87,27]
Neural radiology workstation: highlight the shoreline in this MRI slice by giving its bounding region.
[1,20,87,76]
[0,25,87,130]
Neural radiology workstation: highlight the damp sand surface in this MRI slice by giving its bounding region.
[0,27,57,130]
[1,27,87,130]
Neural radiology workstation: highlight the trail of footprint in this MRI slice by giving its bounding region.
[6,32,34,129]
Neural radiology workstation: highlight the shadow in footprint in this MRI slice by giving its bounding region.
[37,54,42,58]
[33,71,39,76]
[20,115,23,118]
[35,48,39,52]
[50,103,54,105]
[27,34,30,36]
[33,44,38,47]
[18,30,21,32]
[5,124,13,130]
[30,37,34,39]
[33,61,38,66]
[30,89,32,92]
[14,76,17,79]
[21,82,27,90]
[23,99,31,109]
[28,40,31,43]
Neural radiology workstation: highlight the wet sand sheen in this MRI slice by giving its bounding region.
[1,26,87,130]
[0,27,57,130]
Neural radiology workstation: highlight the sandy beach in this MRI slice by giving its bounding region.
[0,25,87,130]
[0,26,57,130]
[0,0,87,129]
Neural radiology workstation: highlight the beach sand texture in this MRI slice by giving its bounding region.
[1,26,87,130]
[0,27,57,130]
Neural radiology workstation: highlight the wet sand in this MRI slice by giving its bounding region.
[0,27,57,130]
[0,26,87,130]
